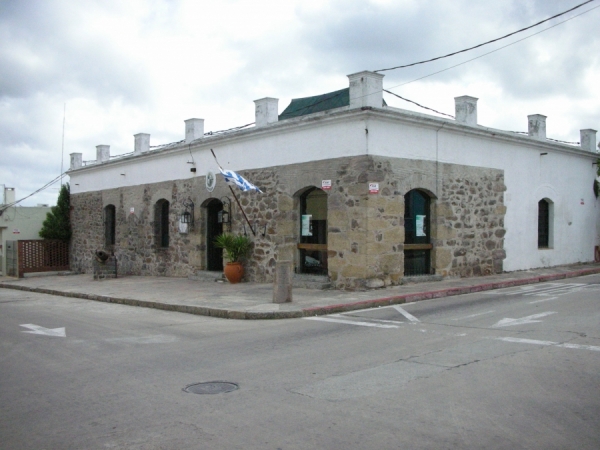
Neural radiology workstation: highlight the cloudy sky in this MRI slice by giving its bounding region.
[1,0,598,206]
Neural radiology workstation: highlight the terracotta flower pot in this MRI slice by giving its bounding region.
[223,262,244,284]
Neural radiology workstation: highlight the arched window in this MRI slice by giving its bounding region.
[538,199,552,248]
[104,204,116,248]
[155,199,170,248]
[404,189,432,275]
[298,187,328,275]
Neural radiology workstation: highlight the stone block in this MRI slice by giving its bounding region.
[277,220,296,235]
[328,233,350,249]
[341,264,368,278]
[435,225,456,240]
[328,210,349,228]
[367,218,393,231]
[367,242,390,255]
[277,194,293,212]
[433,247,452,269]
[366,278,385,289]
[435,202,454,217]
[383,227,404,243]
[348,183,368,196]
[378,253,402,273]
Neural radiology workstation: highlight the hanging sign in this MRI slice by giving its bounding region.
[416,215,426,237]
[369,182,379,194]
[206,171,216,192]
[321,180,332,190]
[301,214,312,236]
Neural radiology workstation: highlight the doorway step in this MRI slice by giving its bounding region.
[402,274,443,284]
[293,273,331,290]
[189,270,226,282]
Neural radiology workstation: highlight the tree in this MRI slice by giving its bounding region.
[39,183,71,241]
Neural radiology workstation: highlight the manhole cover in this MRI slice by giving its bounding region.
[183,381,239,395]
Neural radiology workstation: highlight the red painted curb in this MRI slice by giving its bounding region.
[301,268,600,318]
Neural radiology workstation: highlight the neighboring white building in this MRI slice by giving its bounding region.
[0,187,52,276]
[67,71,600,289]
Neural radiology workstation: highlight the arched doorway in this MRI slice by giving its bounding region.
[205,199,223,271]
[298,187,328,275]
[404,189,432,276]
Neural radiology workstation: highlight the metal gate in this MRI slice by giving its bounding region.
[6,240,17,277]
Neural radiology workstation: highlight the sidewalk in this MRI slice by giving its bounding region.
[1,263,599,319]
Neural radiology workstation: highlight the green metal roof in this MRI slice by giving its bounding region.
[279,88,349,120]
[278,87,387,121]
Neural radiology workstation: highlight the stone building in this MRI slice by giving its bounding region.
[67,71,599,289]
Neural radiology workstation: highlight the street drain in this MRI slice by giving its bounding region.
[183,381,239,395]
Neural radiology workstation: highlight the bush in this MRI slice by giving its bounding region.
[39,183,71,241]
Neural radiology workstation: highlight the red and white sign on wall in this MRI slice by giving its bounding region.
[369,183,379,194]
[321,180,332,190]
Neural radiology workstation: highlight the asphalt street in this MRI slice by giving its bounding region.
[1,274,599,449]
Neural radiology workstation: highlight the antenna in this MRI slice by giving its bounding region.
[60,103,66,185]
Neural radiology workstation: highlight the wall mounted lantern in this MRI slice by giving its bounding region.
[217,196,231,224]
[218,196,232,231]
[179,198,194,234]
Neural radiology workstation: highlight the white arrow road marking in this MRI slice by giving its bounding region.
[20,323,66,337]
[495,337,600,352]
[529,297,558,304]
[392,305,420,322]
[329,313,404,325]
[304,316,400,329]
[492,311,556,328]
[451,310,495,321]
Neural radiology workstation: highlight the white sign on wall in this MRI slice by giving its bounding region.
[416,215,426,237]
[369,183,379,194]
[321,180,332,190]
[302,214,312,236]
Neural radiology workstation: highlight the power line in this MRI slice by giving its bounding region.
[374,0,596,73]
[0,173,65,214]
[386,3,600,89]
[383,89,454,118]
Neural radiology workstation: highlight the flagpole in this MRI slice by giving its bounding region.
[211,149,257,237]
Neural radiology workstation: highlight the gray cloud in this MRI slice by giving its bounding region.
[296,0,599,101]
[0,0,152,103]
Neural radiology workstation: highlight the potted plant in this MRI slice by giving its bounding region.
[214,233,253,283]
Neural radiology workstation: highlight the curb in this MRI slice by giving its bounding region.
[300,267,600,317]
[1,267,599,320]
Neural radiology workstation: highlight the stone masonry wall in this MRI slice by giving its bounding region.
[70,155,505,288]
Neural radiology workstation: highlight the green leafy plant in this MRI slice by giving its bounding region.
[214,233,253,263]
[39,183,71,241]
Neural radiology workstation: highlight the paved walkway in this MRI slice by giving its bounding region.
[1,263,599,319]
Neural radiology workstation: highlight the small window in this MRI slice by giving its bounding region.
[104,205,116,247]
[538,199,551,248]
[155,199,170,248]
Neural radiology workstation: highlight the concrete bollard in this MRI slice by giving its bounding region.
[273,260,293,303]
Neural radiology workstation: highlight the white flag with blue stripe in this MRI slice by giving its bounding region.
[219,168,263,193]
